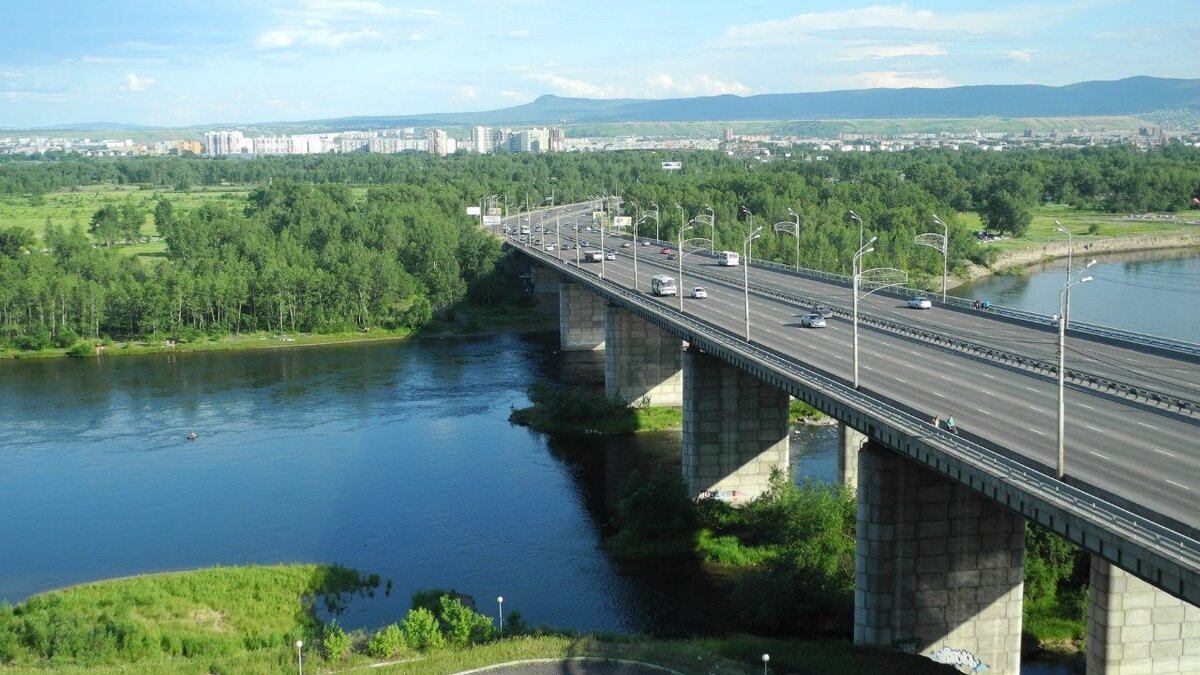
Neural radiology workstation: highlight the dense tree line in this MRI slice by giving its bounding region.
[2,145,1197,351]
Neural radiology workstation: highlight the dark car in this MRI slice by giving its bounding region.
[812,304,834,319]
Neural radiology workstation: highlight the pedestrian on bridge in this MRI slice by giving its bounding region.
[946,415,958,435]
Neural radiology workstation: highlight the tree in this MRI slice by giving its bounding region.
[0,226,34,258]
[89,205,122,247]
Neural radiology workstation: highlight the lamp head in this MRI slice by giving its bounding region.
[1055,221,1068,234]
[762,654,770,663]
[1085,259,1097,269]
[1080,276,1094,284]
[497,596,503,603]
[848,210,861,223]
[296,640,303,648]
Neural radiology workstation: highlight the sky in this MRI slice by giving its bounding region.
[1,0,1197,128]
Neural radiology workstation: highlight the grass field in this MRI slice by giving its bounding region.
[0,565,951,675]
[965,203,1198,256]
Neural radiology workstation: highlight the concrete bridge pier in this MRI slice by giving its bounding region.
[604,305,682,406]
[559,281,605,351]
[855,443,1025,675]
[839,424,866,490]
[681,347,789,501]
[1086,556,1200,674]
[528,265,562,314]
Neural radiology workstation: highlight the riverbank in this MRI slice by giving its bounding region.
[0,565,951,674]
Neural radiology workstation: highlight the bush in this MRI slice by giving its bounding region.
[1087,222,1101,235]
[17,326,51,351]
[66,342,95,358]
[607,468,696,557]
[322,620,350,659]
[366,623,404,659]
[52,326,79,348]
[399,608,444,652]
[438,595,494,646]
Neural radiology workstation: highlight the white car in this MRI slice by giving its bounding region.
[690,287,708,299]
[621,242,631,248]
[605,251,616,260]
[907,296,933,309]
[544,243,555,251]
[799,313,826,328]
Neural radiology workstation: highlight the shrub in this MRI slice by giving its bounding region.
[607,468,696,557]
[18,326,51,351]
[322,620,350,659]
[52,326,79,348]
[66,342,95,358]
[399,608,444,652]
[437,595,494,646]
[1087,222,1101,235]
[366,623,404,659]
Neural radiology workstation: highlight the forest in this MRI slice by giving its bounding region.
[1,143,1198,352]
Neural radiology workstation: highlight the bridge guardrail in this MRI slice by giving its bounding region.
[526,245,1200,575]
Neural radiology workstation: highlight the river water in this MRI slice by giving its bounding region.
[2,250,1192,673]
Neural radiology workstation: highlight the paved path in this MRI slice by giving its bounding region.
[456,657,684,675]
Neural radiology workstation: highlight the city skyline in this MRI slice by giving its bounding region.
[2,0,1197,128]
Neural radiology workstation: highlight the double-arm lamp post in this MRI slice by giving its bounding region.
[916,215,949,303]
[742,226,763,340]
[1056,259,1096,479]
[852,237,878,388]
[774,209,801,272]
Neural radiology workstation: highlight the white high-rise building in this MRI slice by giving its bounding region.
[203,130,249,156]
[472,126,493,154]
[429,129,449,157]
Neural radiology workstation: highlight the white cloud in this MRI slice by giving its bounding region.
[644,74,752,97]
[524,73,620,98]
[722,4,1092,46]
[505,29,530,39]
[850,71,956,89]
[1006,49,1033,63]
[119,73,155,92]
[255,24,384,50]
[837,42,947,61]
[457,85,479,98]
[254,0,440,52]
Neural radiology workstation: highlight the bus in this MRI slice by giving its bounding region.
[650,274,677,296]
[585,250,604,263]
[717,251,740,266]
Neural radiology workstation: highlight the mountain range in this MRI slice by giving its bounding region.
[13,76,1200,132]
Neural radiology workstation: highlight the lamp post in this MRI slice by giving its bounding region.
[497,596,504,635]
[295,640,303,675]
[678,221,694,312]
[762,653,770,675]
[1057,260,1095,479]
[650,201,660,241]
[852,236,878,389]
[848,210,864,254]
[740,206,755,263]
[676,203,686,244]
[917,215,949,303]
[743,226,763,340]
[705,204,715,253]
[775,210,801,272]
[1055,220,1076,329]
[556,211,562,257]
[601,213,607,279]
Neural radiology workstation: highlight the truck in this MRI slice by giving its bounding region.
[585,250,604,263]
[650,274,677,296]
[717,250,740,266]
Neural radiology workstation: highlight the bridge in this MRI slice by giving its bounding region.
[495,202,1199,675]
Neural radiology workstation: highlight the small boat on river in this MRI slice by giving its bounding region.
[187,431,198,441]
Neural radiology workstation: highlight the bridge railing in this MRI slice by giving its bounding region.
[520,242,1200,585]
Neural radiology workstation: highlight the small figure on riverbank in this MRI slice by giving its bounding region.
[187,431,198,441]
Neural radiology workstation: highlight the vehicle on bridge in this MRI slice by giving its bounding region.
[717,250,740,266]
[585,250,604,263]
[800,312,827,328]
[661,247,672,254]
[605,251,616,260]
[811,303,833,318]
[691,287,708,299]
[908,296,933,309]
[651,274,677,296]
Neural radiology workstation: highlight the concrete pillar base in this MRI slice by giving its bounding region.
[559,282,605,351]
[682,347,789,502]
[1086,555,1200,674]
[839,423,865,490]
[855,443,1025,675]
[604,305,682,407]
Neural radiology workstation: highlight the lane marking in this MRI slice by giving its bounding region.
[1085,425,1104,433]
[1152,448,1174,457]
[1137,421,1157,430]
[1089,451,1110,460]
[1024,386,1038,392]
[863,365,874,371]
[933,392,945,398]
[981,390,994,396]
[834,355,845,360]
[982,373,997,380]
[940,375,952,381]
[975,408,992,416]
[1027,428,1045,436]
[895,378,908,384]
[1029,406,1046,413]
[1165,480,1190,491]
[1076,403,1095,410]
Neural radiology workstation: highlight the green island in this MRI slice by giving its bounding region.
[0,564,950,674]
[2,147,1192,664]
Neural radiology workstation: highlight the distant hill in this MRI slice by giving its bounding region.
[7,76,1198,133]
[312,76,1199,130]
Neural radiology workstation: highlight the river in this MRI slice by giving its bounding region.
[2,249,1193,672]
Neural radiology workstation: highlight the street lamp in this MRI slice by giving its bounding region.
[676,203,686,243]
[295,639,303,675]
[650,201,660,241]
[497,596,504,635]
[678,220,695,312]
[740,206,755,263]
[704,204,715,253]
[775,210,801,272]
[848,210,864,254]
[555,210,562,257]
[1057,260,1096,479]
[917,215,950,303]
[762,653,770,675]
[1055,220,1077,329]
[743,226,763,340]
[852,237,878,388]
